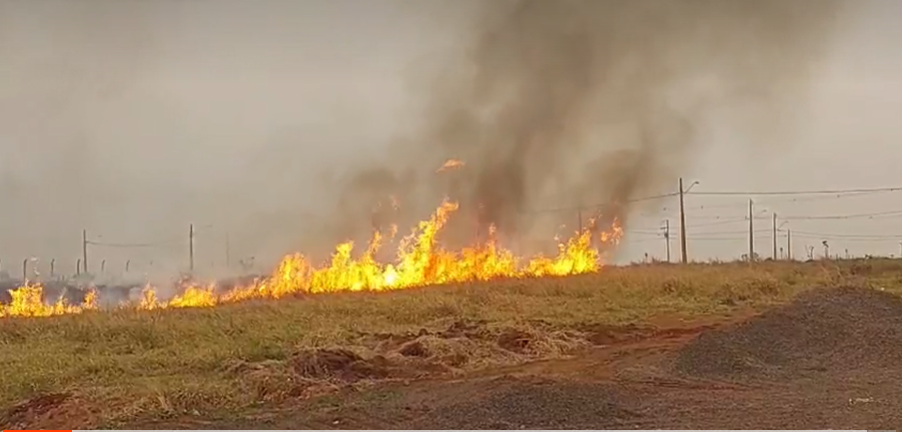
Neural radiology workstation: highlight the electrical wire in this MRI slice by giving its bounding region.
[522,191,679,215]
[85,240,184,248]
[788,230,902,240]
[76,185,902,255]
[780,209,902,221]
[681,190,898,210]
[688,186,902,196]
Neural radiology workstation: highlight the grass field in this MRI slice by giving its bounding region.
[2,258,901,428]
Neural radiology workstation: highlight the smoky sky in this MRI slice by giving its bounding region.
[0,0,884,280]
[329,0,850,254]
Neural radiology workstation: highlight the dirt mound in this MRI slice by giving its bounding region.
[290,348,393,381]
[674,286,902,381]
[0,392,97,430]
[362,319,586,363]
[226,320,589,402]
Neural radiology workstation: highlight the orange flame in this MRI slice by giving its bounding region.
[437,159,465,173]
[0,199,623,317]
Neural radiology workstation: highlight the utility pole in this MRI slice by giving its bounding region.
[772,212,777,260]
[787,229,792,260]
[189,223,195,273]
[679,178,688,264]
[664,219,671,263]
[748,199,754,262]
[50,259,55,278]
[21,258,27,281]
[82,229,88,274]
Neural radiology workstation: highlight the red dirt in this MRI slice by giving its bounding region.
[1,392,100,430]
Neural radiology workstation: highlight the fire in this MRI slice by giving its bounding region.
[0,283,97,318]
[0,199,623,318]
[437,159,465,172]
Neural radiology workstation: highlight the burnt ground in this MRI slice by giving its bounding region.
[8,285,902,429]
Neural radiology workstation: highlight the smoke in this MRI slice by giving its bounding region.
[0,0,859,279]
[0,0,397,277]
[328,0,848,251]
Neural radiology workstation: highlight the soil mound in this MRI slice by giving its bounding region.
[290,348,393,381]
[674,286,902,381]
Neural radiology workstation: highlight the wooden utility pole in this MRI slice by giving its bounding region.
[748,199,754,261]
[21,258,27,281]
[50,259,55,278]
[787,229,792,260]
[772,212,777,260]
[664,219,671,263]
[82,229,88,274]
[679,178,688,264]
[189,223,195,273]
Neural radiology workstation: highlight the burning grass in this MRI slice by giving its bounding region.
[3,259,902,428]
[1,197,623,318]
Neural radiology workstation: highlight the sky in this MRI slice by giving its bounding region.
[0,0,901,281]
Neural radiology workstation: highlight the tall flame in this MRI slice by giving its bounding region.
[0,199,622,317]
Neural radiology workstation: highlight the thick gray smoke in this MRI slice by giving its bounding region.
[0,0,857,283]
[328,0,848,253]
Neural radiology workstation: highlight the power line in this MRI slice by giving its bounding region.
[522,191,679,214]
[685,236,773,242]
[538,187,900,220]
[684,218,754,228]
[682,190,897,208]
[85,238,185,248]
[780,209,902,221]
[84,224,217,249]
[624,235,773,242]
[688,186,902,196]
[789,230,902,240]
[621,231,902,243]
[86,241,181,248]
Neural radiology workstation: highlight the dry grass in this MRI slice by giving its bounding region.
[2,258,901,428]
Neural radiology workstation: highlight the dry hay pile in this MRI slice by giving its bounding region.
[674,286,902,381]
[225,320,588,401]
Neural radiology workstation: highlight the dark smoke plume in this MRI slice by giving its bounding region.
[327,0,847,252]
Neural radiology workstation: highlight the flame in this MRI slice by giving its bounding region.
[437,159,465,173]
[0,199,623,317]
[0,282,97,318]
